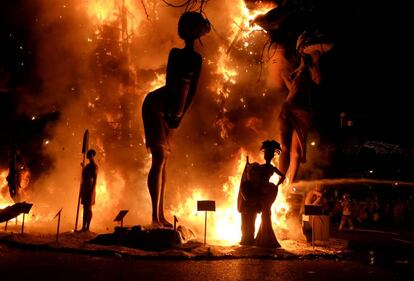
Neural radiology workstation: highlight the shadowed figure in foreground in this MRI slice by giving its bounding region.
[80,149,98,232]
[142,12,210,228]
[238,140,285,247]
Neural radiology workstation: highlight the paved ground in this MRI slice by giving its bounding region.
[0,244,402,281]
[1,224,414,280]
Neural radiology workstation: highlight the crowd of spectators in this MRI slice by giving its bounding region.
[320,190,414,229]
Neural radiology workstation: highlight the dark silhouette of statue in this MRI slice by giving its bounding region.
[278,30,333,185]
[6,148,25,202]
[142,12,210,227]
[80,149,98,232]
[238,140,285,247]
[252,1,334,185]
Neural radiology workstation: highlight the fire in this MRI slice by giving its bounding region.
[170,150,247,245]
[93,168,126,229]
[211,1,275,98]
[232,0,277,38]
[170,150,291,246]
[87,0,117,22]
[170,1,288,245]
[270,175,290,230]
[86,0,142,29]
[0,168,41,225]
[148,73,166,93]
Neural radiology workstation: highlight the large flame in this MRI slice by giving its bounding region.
[86,0,142,29]
[170,150,247,245]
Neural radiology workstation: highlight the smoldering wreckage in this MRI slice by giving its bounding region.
[0,0,347,252]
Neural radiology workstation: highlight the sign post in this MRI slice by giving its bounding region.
[197,200,216,245]
[20,203,33,234]
[54,208,63,242]
[114,210,128,228]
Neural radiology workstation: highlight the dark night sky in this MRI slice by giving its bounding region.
[0,0,412,169]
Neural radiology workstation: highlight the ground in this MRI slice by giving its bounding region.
[1,225,413,280]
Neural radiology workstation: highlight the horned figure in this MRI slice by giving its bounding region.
[142,11,210,227]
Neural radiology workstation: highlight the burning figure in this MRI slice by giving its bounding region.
[142,12,210,227]
[80,149,98,232]
[238,140,285,247]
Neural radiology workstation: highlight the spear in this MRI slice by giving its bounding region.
[74,129,89,231]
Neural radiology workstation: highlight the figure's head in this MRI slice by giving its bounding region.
[260,140,281,163]
[178,11,210,41]
[86,149,96,160]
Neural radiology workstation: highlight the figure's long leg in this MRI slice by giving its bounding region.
[148,147,167,225]
[159,154,173,227]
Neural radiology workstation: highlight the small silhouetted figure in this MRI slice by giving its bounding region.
[339,193,354,231]
[80,149,98,232]
[142,12,210,228]
[238,140,285,247]
[6,148,25,202]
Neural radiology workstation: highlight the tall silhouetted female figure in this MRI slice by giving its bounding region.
[142,12,210,227]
